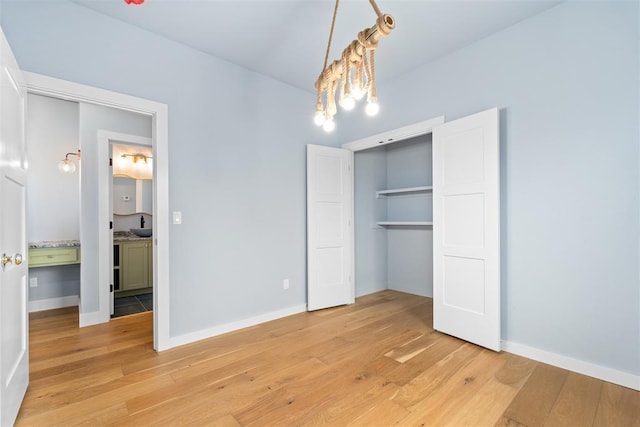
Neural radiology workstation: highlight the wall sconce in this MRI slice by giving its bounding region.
[58,150,81,174]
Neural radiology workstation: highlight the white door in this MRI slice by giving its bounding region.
[306,144,354,311]
[433,108,501,351]
[0,28,29,425]
[109,146,115,316]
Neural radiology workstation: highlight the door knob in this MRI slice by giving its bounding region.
[2,253,13,268]
[14,253,23,265]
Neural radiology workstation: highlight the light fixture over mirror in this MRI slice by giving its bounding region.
[58,150,81,174]
[121,153,151,164]
[113,147,153,180]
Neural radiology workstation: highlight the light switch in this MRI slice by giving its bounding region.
[173,211,182,225]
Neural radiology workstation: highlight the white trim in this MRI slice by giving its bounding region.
[341,116,445,152]
[29,295,79,313]
[24,71,171,352]
[167,304,307,349]
[503,340,640,391]
[79,309,107,327]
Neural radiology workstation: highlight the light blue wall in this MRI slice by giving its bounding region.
[354,135,433,298]
[386,136,433,297]
[28,265,79,301]
[354,146,387,297]
[3,0,638,377]
[79,103,151,313]
[340,2,640,376]
[26,94,80,303]
[26,94,80,242]
[1,0,332,336]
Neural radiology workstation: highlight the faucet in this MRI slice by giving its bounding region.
[140,215,145,228]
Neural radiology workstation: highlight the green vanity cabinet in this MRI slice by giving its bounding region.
[115,240,153,291]
[29,246,80,267]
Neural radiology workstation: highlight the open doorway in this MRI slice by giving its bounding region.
[25,71,171,351]
[110,138,154,318]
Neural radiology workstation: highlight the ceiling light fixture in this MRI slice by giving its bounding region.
[58,150,81,174]
[314,0,395,132]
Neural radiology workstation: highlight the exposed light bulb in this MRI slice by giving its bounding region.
[313,111,326,126]
[365,100,380,116]
[340,94,355,111]
[352,86,365,100]
[58,159,76,174]
[323,118,335,132]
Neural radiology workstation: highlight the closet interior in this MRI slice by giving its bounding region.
[354,133,433,298]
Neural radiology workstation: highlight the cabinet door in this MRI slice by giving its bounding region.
[147,243,153,288]
[122,242,149,290]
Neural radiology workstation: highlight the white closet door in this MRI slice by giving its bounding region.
[433,108,501,351]
[306,144,354,311]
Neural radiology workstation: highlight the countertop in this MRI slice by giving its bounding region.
[29,240,80,249]
[113,231,153,242]
[28,232,151,248]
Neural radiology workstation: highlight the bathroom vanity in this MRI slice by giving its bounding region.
[28,241,80,268]
[113,233,153,293]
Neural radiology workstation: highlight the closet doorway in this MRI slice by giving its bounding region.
[307,108,501,351]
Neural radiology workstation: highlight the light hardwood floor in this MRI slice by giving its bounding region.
[17,290,640,426]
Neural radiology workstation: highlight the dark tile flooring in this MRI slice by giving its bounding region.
[113,292,153,318]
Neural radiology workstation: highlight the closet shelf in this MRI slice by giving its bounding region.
[376,186,432,198]
[377,221,433,227]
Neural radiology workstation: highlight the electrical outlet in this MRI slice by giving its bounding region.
[29,277,38,288]
[283,279,290,290]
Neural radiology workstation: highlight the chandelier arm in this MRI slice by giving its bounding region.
[369,0,383,18]
[339,53,347,103]
[368,49,377,100]
[322,0,341,73]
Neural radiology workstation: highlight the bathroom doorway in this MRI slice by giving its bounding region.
[110,138,154,317]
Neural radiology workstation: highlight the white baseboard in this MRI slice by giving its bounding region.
[166,304,308,350]
[502,341,640,391]
[29,295,79,313]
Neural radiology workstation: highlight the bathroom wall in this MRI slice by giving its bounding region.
[113,214,153,234]
[26,94,79,242]
[26,93,80,308]
[113,176,152,232]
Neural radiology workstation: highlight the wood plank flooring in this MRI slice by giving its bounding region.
[17,290,640,426]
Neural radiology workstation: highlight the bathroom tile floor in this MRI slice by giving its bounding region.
[113,293,152,318]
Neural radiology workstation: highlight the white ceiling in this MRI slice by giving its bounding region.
[72,0,562,93]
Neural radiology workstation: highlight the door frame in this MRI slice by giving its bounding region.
[335,116,444,301]
[98,131,152,317]
[24,72,171,351]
